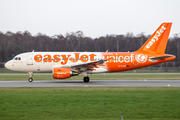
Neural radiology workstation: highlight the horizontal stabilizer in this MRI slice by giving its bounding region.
[149,56,173,60]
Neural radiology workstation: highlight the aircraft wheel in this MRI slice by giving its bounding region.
[83,76,90,83]
[28,78,33,82]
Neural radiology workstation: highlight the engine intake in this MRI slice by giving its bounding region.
[53,68,78,79]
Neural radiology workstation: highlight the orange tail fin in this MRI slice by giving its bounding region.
[136,23,172,54]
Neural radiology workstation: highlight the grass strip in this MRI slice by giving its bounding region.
[0,88,180,120]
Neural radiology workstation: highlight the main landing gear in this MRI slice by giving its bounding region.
[28,72,33,82]
[82,72,90,83]
[83,76,90,83]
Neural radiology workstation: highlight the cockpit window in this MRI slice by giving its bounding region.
[13,57,21,60]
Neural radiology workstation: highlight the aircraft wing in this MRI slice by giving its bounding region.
[71,59,106,67]
[52,59,107,72]
[71,59,107,72]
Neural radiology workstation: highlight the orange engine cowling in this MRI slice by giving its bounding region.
[53,68,78,79]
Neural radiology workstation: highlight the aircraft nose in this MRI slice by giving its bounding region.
[5,61,11,69]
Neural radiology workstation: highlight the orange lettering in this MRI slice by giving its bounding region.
[53,55,60,62]
[34,54,42,62]
[70,53,80,63]
[80,55,88,62]
[61,55,71,65]
[89,54,96,61]
[43,55,52,62]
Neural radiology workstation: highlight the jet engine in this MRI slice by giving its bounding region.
[53,68,79,79]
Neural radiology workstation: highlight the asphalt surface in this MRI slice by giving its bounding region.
[1,73,180,75]
[0,80,180,88]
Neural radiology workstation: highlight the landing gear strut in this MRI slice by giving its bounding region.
[83,76,90,83]
[28,72,33,82]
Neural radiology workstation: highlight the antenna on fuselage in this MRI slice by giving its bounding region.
[32,50,34,52]
[106,50,108,52]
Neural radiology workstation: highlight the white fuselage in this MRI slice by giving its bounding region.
[5,52,107,73]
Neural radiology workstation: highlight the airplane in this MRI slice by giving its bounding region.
[5,23,175,83]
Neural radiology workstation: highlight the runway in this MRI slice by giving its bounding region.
[0,80,180,88]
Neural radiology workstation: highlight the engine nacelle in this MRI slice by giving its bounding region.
[53,68,78,79]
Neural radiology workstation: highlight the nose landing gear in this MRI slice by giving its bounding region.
[28,72,33,82]
[28,78,33,82]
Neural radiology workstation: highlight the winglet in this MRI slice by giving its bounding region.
[136,23,172,54]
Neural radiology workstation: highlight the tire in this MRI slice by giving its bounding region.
[83,76,90,83]
[28,78,33,82]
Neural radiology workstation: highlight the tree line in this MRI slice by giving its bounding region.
[0,31,180,63]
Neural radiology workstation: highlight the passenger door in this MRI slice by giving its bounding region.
[27,54,33,65]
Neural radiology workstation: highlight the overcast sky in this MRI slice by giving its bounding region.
[0,0,179,38]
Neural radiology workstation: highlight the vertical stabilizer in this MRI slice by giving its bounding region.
[136,23,172,54]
